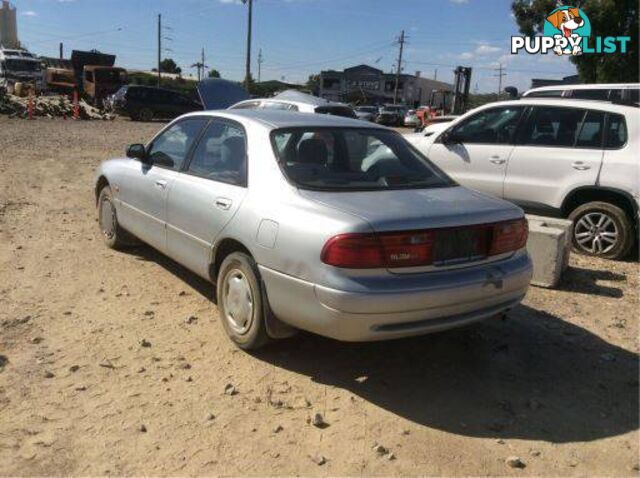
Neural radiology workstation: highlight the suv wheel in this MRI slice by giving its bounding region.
[568,201,634,260]
[138,107,154,122]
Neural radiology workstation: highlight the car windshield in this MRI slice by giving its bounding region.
[5,59,41,72]
[356,107,377,113]
[271,127,454,191]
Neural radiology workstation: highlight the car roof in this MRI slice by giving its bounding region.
[474,98,637,114]
[183,109,387,129]
[525,83,639,93]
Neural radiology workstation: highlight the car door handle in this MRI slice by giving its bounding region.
[489,156,506,165]
[154,179,168,189]
[215,197,232,210]
[572,162,591,170]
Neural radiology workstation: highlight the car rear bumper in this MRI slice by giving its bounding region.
[259,251,533,342]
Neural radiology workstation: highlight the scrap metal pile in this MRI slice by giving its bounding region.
[0,91,115,120]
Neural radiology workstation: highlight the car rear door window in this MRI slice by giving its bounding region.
[526,90,563,98]
[572,89,609,100]
[605,114,627,149]
[449,107,523,144]
[147,118,209,170]
[187,121,247,186]
[521,106,585,147]
[575,110,604,148]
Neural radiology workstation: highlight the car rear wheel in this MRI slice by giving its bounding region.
[137,107,154,122]
[217,252,270,350]
[568,201,634,260]
[97,186,135,249]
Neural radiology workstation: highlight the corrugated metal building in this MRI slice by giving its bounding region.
[318,64,453,106]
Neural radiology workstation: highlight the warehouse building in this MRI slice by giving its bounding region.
[318,64,452,106]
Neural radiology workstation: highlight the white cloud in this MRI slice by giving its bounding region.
[459,52,474,60]
[449,0,469,4]
[475,44,501,55]
[21,10,37,16]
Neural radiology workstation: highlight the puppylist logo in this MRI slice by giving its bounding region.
[512,4,631,56]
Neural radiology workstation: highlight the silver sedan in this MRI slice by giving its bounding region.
[95,110,532,349]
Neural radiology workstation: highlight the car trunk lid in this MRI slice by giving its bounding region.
[301,186,524,270]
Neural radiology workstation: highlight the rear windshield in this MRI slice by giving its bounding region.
[314,105,357,118]
[271,128,454,191]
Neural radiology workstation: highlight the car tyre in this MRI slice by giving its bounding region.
[138,107,154,122]
[97,185,136,249]
[568,201,634,260]
[217,252,271,350]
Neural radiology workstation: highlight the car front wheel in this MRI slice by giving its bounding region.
[97,185,136,249]
[217,252,270,350]
[569,201,634,260]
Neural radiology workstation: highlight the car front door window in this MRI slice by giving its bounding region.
[147,119,208,170]
[451,107,523,144]
[187,121,247,186]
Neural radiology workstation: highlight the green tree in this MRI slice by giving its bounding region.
[306,74,320,94]
[208,69,221,79]
[160,58,182,75]
[511,0,638,82]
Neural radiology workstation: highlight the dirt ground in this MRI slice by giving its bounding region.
[0,117,638,477]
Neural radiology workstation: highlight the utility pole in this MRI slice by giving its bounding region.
[393,30,405,105]
[191,48,208,82]
[257,48,263,83]
[59,42,64,60]
[157,14,161,87]
[242,0,253,91]
[494,63,506,97]
[434,68,437,81]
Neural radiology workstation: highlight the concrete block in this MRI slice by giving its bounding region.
[526,215,573,288]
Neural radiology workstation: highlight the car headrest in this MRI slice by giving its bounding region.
[221,136,246,167]
[297,138,328,165]
[535,113,555,134]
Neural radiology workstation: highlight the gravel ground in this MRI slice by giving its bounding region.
[0,117,638,476]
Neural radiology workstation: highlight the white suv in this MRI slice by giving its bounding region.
[406,98,639,259]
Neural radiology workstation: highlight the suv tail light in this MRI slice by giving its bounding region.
[321,218,528,269]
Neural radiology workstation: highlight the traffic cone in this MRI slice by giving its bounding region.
[73,90,80,120]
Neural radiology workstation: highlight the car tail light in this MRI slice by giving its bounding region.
[321,231,434,269]
[321,218,528,269]
[489,218,528,256]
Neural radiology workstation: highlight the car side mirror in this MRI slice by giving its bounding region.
[126,144,148,162]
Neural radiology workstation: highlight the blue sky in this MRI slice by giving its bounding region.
[14,0,576,93]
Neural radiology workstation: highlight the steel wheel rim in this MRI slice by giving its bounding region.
[222,269,254,335]
[574,212,619,255]
[99,197,116,239]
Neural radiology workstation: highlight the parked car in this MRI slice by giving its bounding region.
[230,90,357,119]
[95,110,532,349]
[405,98,639,259]
[376,104,407,126]
[523,83,639,106]
[111,85,202,121]
[404,109,420,127]
[354,105,378,122]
